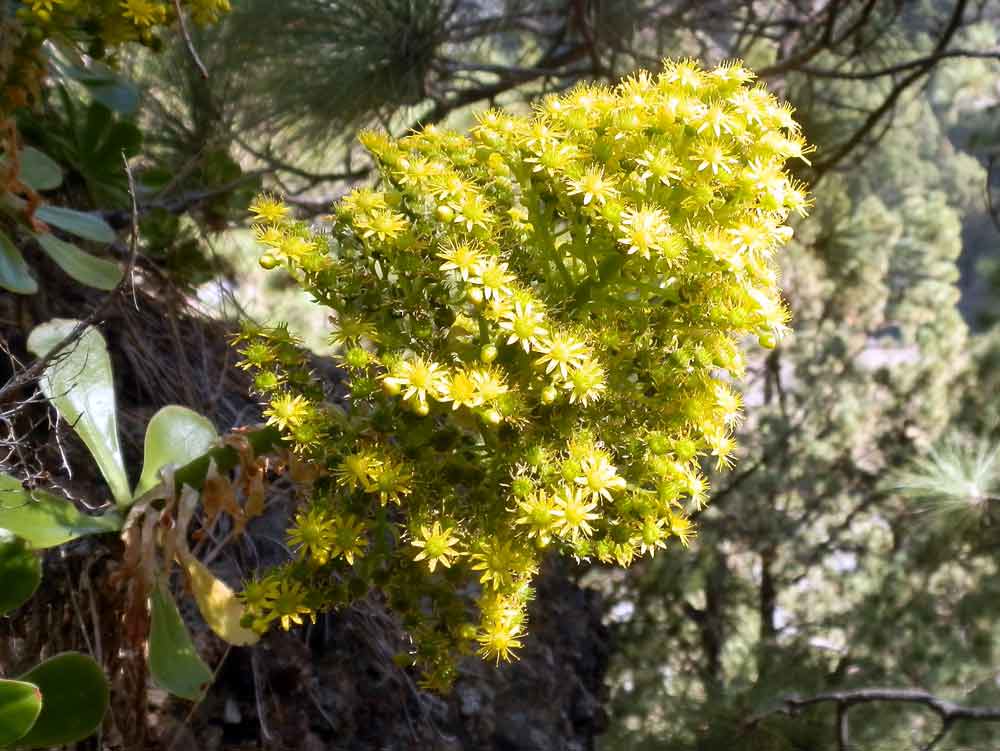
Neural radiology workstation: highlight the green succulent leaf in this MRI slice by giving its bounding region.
[0,474,122,548]
[16,148,64,192]
[16,653,108,748]
[27,320,132,507]
[0,529,41,616]
[85,79,141,117]
[0,679,42,747]
[54,59,140,116]
[135,406,218,499]
[33,206,116,244]
[149,578,214,701]
[0,230,38,295]
[34,233,122,291]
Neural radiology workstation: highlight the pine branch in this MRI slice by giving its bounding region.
[746,688,1000,751]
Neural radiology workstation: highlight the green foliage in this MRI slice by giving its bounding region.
[32,205,116,243]
[0,527,108,746]
[22,93,142,207]
[28,319,132,506]
[894,431,1000,535]
[0,78,129,294]
[0,474,122,548]
[49,58,140,117]
[25,320,225,508]
[11,653,109,749]
[148,577,214,701]
[600,20,998,748]
[13,146,62,191]
[209,0,446,141]
[0,0,236,299]
[0,680,41,747]
[0,138,123,294]
[0,527,108,748]
[34,232,121,289]
[237,58,812,688]
[0,531,40,615]
[6,320,250,707]
[135,405,218,498]
[0,228,37,294]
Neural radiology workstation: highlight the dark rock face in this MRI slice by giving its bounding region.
[448,572,610,751]
[169,567,610,751]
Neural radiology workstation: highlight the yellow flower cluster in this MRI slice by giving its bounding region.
[239,59,810,688]
[17,0,229,49]
[2,0,228,116]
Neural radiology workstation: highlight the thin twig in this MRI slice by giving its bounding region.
[251,649,272,742]
[922,717,955,751]
[82,562,103,666]
[172,0,209,79]
[64,567,94,658]
[165,645,231,751]
[123,153,141,310]
[835,702,849,751]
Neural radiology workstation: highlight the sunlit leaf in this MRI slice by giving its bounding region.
[34,206,116,244]
[26,320,131,507]
[149,578,214,701]
[0,474,122,548]
[0,679,42,747]
[16,653,108,748]
[0,229,38,295]
[35,233,122,291]
[135,406,218,498]
[180,553,260,647]
[0,529,41,615]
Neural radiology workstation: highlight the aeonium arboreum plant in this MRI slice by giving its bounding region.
[237,58,812,690]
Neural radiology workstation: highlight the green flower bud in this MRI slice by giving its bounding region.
[647,432,670,455]
[510,476,534,498]
[343,346,371,369]
[259,253,281,270]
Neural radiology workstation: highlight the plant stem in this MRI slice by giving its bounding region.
[172,426,284,494]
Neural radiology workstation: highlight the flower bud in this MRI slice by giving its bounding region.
[482,408,502,426]
[480,344,498,363]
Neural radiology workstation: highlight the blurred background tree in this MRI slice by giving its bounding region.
[4,0,1000,748]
